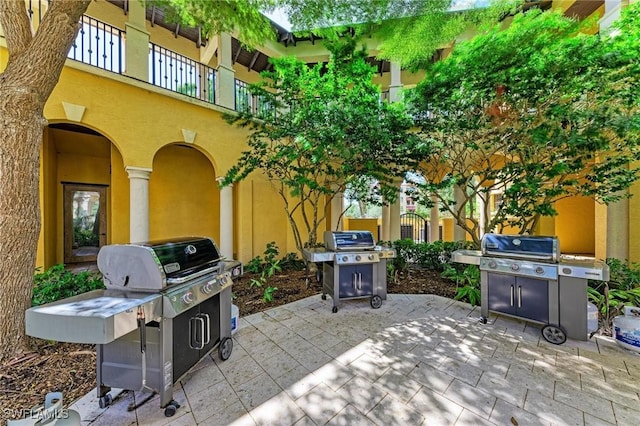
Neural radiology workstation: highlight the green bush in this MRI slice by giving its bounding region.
[588,258,640,332]
[280,252,306,271]
[32,264,104,306]
[441,264,481,306]
[386,239,475,273]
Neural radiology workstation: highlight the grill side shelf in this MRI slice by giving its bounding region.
[25,290,162,344]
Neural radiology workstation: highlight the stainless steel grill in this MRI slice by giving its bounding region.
[303,231,395,313]
[452,233,609,344]
[26,237,242,417]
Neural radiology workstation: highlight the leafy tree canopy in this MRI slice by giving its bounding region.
[222,38,426,253]
[406,5,640,245]
[161,0,518,69]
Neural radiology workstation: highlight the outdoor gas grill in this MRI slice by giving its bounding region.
[303,231,395,313]
[452,233,609,344]
[26,237,242,417]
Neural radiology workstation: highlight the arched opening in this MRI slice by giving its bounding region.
[42,123,116,267]
[149,144,219,241]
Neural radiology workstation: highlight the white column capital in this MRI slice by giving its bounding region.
[217,176,233,188]
[126,166,152,180]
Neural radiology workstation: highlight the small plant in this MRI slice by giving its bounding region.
[32,264,104,306]
[441,264,481,306]
[245,256,263,274]
[280,252,306,271]
[248,242,282,291]
[263,286,278,302]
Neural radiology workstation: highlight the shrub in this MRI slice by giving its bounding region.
[441,264,481,306]
[32,264,104,306]
[280,252,306,271]
[588,258,640,332]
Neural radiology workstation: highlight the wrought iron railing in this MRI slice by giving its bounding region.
[67,15,124,74]
[149,43,216,104]
[234,79,275,119]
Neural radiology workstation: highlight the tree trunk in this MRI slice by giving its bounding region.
[0,0,90,363]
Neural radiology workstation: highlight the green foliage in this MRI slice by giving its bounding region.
[223,39,424,254]
[263,286,278,302]
[588,257,640,331]
[407,6,640,245]
[441,264,481,306]
[155,0,277,47]
[386,238,474,274]
[247,242,283,289]
[245,256,263,274]
[280,252,306,271]
[32,264,105,307]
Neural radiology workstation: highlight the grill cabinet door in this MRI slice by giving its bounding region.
[487,273,517,316]
[516,277,549,323]
[173,304,201,380]
[199,295,221,355]
[338,265,373,298]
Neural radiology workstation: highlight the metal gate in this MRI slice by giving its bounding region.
[400,212,428,243]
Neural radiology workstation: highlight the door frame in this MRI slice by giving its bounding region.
[63,183,108,264]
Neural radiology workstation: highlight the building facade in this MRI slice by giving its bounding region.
[1,0,637,268]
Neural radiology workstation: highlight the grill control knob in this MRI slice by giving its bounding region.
[201,280,216,294]
[356,255,362,261]
[182,292,194,305]
[511,264,520,271]
[488,260,497,269]
[535,266,545,275]
[342,256,348,262]
[368,254,375,260]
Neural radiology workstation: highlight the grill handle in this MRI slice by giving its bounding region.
[358,273,362,290]
[200,313,210,346]
[518,286,522,308]
[510,285,514,307]
[189,316,206,350]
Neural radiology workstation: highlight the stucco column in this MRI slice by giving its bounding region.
[389,190,402,241]
[381,205,391,241]
[453,184,467,241]
[126,166,152,243]
[607,198,629,260]
[216,32,236,110]
[430,194,440,242]
[217,178,234,259]
[388,62,403,103]
[330,191,344,232]
[124,0,150,81]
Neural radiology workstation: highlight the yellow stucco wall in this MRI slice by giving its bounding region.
[554,196,595,254]
[149,144,219,241]
[629,174,640,262]
[345,218,381,240]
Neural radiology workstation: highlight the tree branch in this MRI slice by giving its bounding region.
[0,0,33,58]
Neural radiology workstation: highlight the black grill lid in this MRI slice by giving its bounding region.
[142,237,221,280]
[324,231,375,251]
[481,233,559,262]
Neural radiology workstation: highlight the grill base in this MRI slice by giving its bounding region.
[322,259,388,312]
[96,285,232,412]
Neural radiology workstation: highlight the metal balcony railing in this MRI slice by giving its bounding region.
[68,15,124,74]
[150,43,216,104]
[234,79,275,119]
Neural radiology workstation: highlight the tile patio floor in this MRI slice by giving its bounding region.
[71,294,640,426]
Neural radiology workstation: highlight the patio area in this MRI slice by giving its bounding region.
[71,294,640,426]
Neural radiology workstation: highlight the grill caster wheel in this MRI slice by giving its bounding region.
[321,294,327,300]
[164,400,180,417]
[332,306,338,313]
[98,393,112,409]
[370,295,382,309]
[479,316,488,324]
[542,325,567,345]
[219,337,233,361]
